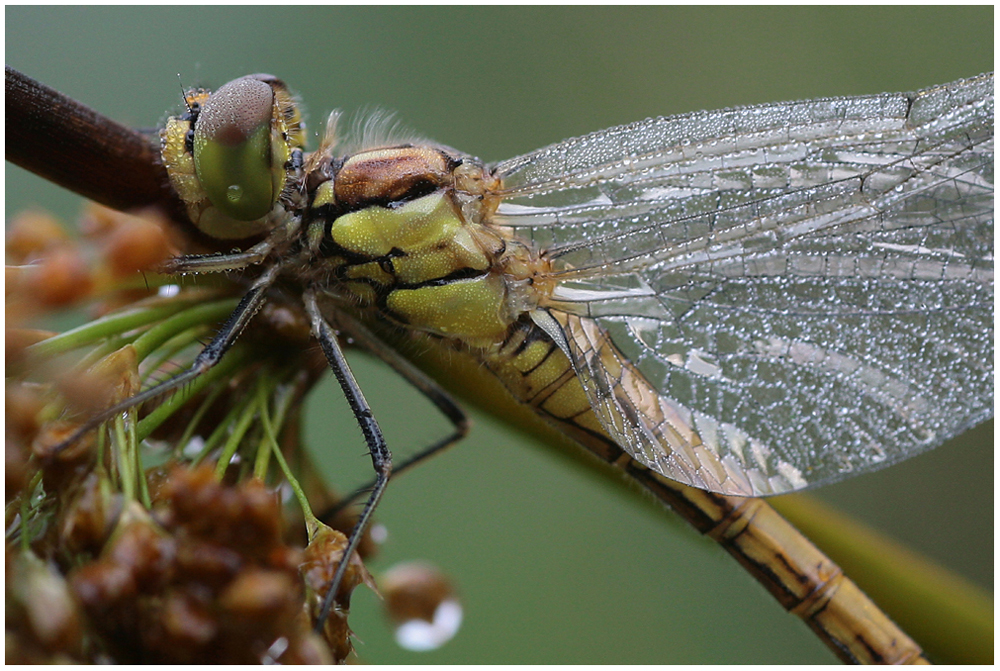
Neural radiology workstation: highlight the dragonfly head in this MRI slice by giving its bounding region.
[161,74,305,240]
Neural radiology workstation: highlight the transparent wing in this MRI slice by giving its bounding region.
[492,74,994,496]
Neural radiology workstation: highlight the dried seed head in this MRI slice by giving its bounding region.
[300,525,378,662]
[25,246,94,307]
[6,550,85,663]
[219,567,300,623]
[59,471,124,556]
[161,466,285,560]
[101,212,173,276]
[5,380,49,445]
[57,466,326,663]
[56,345,140,416]
[31,420,96,493]
[6,436,30,501]
[5,210,71,263]
[5,329,57,369]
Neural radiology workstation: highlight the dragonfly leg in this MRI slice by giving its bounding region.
[162,238,274,274]
[314,307,471,522]
[162,215,302,274]
[303,290,393,631]
[49,265,279,453]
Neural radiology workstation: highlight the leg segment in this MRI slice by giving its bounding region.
[161,213,301,274]
[315,307,470,520]
[303,290,393,631]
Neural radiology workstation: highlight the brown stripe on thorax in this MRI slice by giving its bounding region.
[333,145,460,209]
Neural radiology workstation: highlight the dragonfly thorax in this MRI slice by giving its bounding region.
[302,145,547,348]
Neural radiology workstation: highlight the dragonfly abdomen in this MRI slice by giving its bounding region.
[480,315,605,436]
[476,314,927,664]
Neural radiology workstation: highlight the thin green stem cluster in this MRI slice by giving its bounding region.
[20,292,323,540]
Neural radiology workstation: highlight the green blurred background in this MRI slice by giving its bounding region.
[7,7,992,663]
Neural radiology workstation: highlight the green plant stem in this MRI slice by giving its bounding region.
[113,414,134,501]
[26,299,203,358]
[130,298,239,361]
[192,387,253,466]
[252,374,277,480]
[137,325,211,386]
[267,420,321,535]
[136,346,249,442]
[174,382,228,459]
[214,394,260,480]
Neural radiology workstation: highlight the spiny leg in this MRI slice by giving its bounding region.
[314,306,470,521]
[49,264,280,453]
[161,217,298,274]
[303,290,393,631]
[162,246,271,274]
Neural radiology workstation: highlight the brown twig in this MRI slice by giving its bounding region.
[5,66,189,225]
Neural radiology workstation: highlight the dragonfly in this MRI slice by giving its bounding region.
[6,67,993,663]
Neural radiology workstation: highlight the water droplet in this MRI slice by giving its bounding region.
[227,184,244,203]
[381,561,462,652]
[394,600,463,652]
[369,523,388,544]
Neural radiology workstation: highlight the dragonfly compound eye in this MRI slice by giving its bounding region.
[162,74,305,240]
[193,76,280,222]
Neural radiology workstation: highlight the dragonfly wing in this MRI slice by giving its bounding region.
[494,75,994,495]
[532,307,783,495]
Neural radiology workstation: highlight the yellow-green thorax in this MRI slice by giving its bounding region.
[322,192,520,346]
